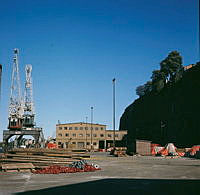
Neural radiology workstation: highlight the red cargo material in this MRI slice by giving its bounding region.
[189,146,200,156]
[33,164,101,174]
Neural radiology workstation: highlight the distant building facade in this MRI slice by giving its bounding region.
[184,64,195,71]
[56,122,127,150]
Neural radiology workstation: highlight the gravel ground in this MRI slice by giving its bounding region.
[0,152,200,195]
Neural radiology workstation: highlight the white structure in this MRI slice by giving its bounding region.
[3,49,45,149]
[8,49,24,129]
[23,64,35,127]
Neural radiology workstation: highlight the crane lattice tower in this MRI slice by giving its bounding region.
[8,48,23,129]
[23,64,35,127]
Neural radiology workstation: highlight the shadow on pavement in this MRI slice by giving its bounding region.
[16,178,200,195]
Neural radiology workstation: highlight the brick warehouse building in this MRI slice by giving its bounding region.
[56,122,127,150]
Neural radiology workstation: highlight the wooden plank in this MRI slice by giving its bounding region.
[5,153,79,161]
[19,169,32,172]
[7,152,88,157]
[6,170,19,173]
[0,158,74,165]
[8,148,87,154]
[71,154,90,158]
[44,153,90,158]
[5,153,90,159]
[10,157,78,162]
[2,163,35,170]
[39,153,73,158]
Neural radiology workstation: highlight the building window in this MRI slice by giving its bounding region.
[75,127,78,130]
[58,142,61,145]
[72,142,76,145]
[100,134,104,137]
[95,127,98,130]
[59,127,62,130]
[93,134,97,137]
[65,133,69,137]
[69,127,72,130]
[58,133,62,137]
[101,127,104,130]
[80,127,83,130]
[86,134,90,137]
[85,127,88,130]
[86,142,90,145]
[91,127,93,130]
[115,134,119,137]
[72,133,76,137]
[79,133,83,137]
[108,134,112,138]
[64,127,68,130]
[93,142,97,146]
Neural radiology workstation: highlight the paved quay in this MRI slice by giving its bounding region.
[0,152,200,195]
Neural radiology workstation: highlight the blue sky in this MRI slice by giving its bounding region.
[0,0,198,140]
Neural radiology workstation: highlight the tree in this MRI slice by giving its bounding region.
[151,70,166,92]
[151,70,166,82]
[136,85,145,97]
[144,81,152,94]
[174,67,184,83]
[136,51,183,97]
[160,51,183,82]
[136,81,152,97]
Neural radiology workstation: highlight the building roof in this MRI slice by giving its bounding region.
[106,129,127,132]
[56,122,106,126]
[184,64,195,71]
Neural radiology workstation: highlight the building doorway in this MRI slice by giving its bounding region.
[77,142,85,149]
[99,140,105,149]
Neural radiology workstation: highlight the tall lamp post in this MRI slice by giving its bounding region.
[112,78,116,149]
[90,107,93,151]
[85,116,88,150]
[199,0,200,60]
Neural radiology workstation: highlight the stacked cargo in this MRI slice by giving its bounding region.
[0,148,92,172]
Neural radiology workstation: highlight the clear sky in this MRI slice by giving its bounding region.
[0,0,198,141]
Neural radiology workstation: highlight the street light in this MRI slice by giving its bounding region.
[90,107,93,151]
[85,116,88,150]
[199,0,200,60]
[112,78,116,149]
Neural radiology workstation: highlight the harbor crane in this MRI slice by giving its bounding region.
[3,49,44,149]
[8,48,23,129]
[23,64,35,127]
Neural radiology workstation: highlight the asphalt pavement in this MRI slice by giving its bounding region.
[0,152,200,195]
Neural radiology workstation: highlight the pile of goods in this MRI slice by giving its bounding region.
[110,147,127,157]
[33,160,101,174]
[151,143,185,157]
[185,145,200,158]
[0,148,91,172]
[151,143,200,159]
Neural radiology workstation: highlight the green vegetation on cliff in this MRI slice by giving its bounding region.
[119,54,200,151]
